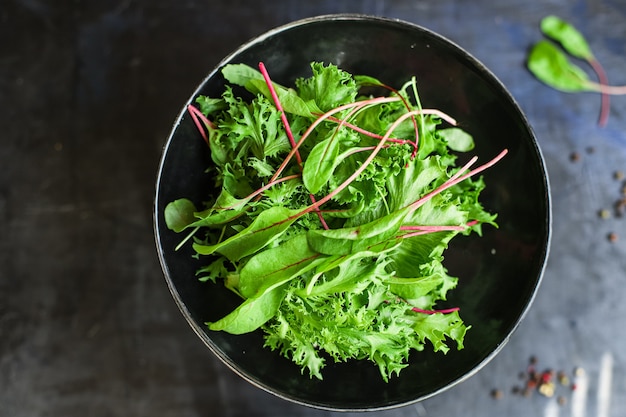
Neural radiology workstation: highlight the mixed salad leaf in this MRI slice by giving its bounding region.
[165,61,506,381]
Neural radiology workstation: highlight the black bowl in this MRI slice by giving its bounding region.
[154,14,551,411]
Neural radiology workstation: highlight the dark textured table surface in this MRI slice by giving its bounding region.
[2,1,625,416]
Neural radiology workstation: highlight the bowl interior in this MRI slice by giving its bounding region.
[154,15,550,411]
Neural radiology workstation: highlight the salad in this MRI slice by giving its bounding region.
[164,61,506,381]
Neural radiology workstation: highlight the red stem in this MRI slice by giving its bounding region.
[375,83,421,159]
[258,62,303,168]
[289,109,423,221]
[398,222,477,239]
[408,150,507,212]
[267,96,402,185]
[411,306,460,315]
[258,62,328,229]
[187,104,212,146]
[588,57,610,127]
[218,174,301,210]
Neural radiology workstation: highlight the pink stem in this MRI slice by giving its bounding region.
[399,219,480,236]
[399,224,472,239]
[400,225,467,232]
[375,83,421,159]
[408,150,508,212]
[258,62,328,229]
[218,174,301,210]
[187,105,212,146]
[258,62,303,168]
[392,88,420,160]
[292,109,425,220]
[268,96,402,185]
[321,115,414,145]
[342,145,392,158]
[419,109,457,126]
[411,307,460,315]
[588,58,610,127]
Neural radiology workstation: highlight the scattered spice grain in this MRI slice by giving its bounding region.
[490,388,504,399]
[599,209,611,219]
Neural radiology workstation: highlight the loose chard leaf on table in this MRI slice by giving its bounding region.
[527,40,591,92]
[165,61,505,381]
[527,15,626,126]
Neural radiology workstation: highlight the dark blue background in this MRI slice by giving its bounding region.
[1,1,625,416]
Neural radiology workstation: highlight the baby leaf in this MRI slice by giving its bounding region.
[164,198,198,232]
[222,63,266,90]
[238,233,321,298]
[302,137,342,194]
[207,283,286,334]
[354,74,385,88]
[438,128,474,152]
[527,40,591,92]
[540,15,593,60]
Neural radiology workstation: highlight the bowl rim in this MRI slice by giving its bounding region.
[153,13,552,411]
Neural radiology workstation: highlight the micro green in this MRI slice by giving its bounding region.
[165,61,505,381]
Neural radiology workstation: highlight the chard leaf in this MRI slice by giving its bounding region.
[304,251,394,297]
[406,194,469,227]
[207,283,286,334]
[238,233,321,298]
[193,206,299,261]
[164,198,198,232]
[306,207,411,255]
[527,40,592,92]
[540,15,593,60]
